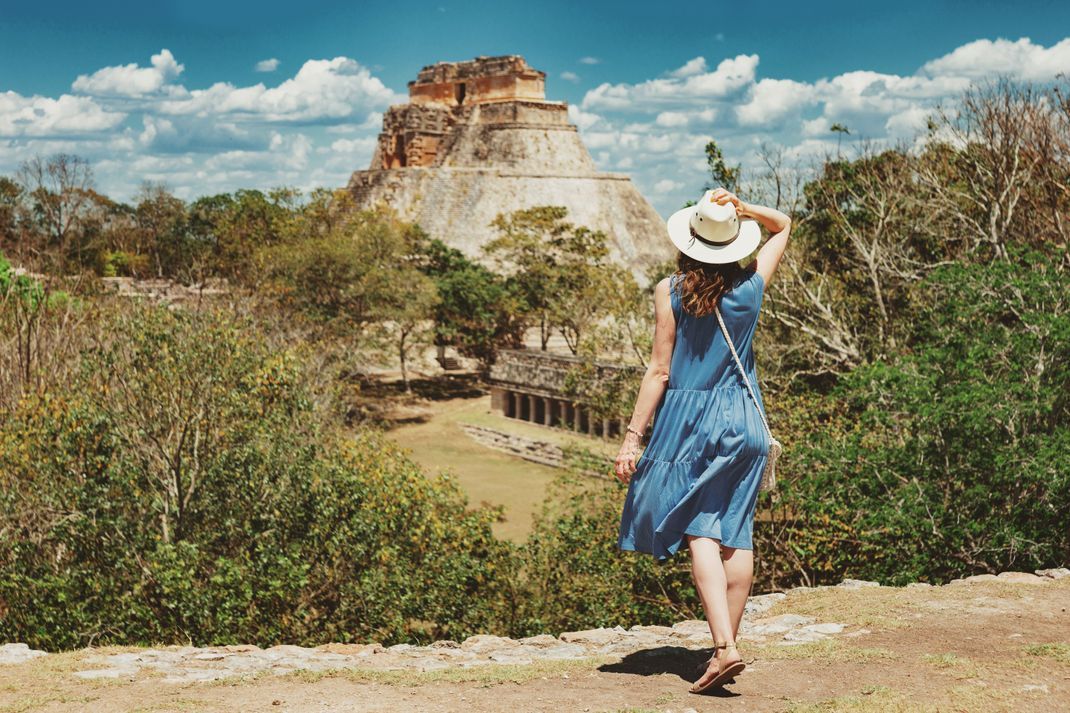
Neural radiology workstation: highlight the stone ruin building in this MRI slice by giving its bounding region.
[488,348,644,440]
[347,55,675,285]
[348,56,675,443]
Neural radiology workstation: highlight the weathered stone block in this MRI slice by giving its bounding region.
[559,626,626,646]
[996,571,1047,583]
[1036,567,1070,579]
[837,578,881,588]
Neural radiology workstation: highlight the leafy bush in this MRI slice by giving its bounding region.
[0,302,514,650]
[511,470,700,636]
[98,250,149,278]
[776,246,1070,585]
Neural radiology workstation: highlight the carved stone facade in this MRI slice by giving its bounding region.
[347,55,676,286]
[488,348,644,440]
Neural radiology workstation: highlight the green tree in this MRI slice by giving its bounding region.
[0,177,23,255]
[546,226,614,355]
[185,189,292,281]
[0,251,72,396]
[134,182,193,278]
[376,269,440,394]
[417,238,526,371]
[483,206,613,352]
[703,139,740,193]
[262,209,425,329]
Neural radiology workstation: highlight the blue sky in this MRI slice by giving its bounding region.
[2,0,1069,216]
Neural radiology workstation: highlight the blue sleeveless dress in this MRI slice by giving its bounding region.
[617,269,769,561]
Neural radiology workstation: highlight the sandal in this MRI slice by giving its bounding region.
[689,640,746,694]
[693,636,745,677]
[695,656,731,678]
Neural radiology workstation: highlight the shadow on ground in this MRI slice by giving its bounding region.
[360,372,486,402]
[599,645,741,695]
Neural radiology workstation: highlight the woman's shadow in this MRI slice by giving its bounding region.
[598,644,742,698]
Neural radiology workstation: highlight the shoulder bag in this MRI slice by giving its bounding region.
[714,305,781,492]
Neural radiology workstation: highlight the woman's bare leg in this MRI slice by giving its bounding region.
[720,545,754,639]
[687,534,742,687]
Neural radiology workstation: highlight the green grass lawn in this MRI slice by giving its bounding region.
[385,393,617,543]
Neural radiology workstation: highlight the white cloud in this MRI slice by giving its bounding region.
[735,78,815,126]
[0,49,398,202]
[921,37,1070,81]
[326,112,384,133]
[801,116,833,137]
[669,57,708,78]
[328,136,375,152]
[0,91,126,137]
[884,105,935,138]
[567,104,603,130]
[255,58,280,73]
[158,57,402,122]
[679,55,759,97]
[571,36,1070,216]
[72,49,185,97]
[4,36,1069,219]
[582,54,758,111]
[137,114,265,153]
[653,178,682,194]
[655,107,717,128]
[561,71,580,83]
[782,138,840,162]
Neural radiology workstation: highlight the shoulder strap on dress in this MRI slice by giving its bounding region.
[714,304,772,439]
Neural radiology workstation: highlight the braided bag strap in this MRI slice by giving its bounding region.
[714,304,773,440]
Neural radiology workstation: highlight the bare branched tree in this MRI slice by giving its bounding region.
[17,154,95,270]
[917,78,1064,260]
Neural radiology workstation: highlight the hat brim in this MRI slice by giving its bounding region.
[666,205,761,264]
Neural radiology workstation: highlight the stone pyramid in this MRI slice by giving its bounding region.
[346,55,675,284]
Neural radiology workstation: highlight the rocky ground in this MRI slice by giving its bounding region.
[2,569,1068,712]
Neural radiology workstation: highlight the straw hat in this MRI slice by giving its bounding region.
[666,189,760,264]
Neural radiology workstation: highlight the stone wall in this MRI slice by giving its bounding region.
[100,277,229,303]
[7,568,1065,683]
[409,55,546,106]
[486,349,644,440]
[458,423,576,470]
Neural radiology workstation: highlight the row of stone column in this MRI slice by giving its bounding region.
[504,390,627,439]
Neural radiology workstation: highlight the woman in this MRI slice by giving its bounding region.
[615,186,791,694]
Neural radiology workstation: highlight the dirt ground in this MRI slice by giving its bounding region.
[2,578,1067,713]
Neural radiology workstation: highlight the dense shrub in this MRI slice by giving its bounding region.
[776,246,1070,585]
[0,303,515,650]
[512,470,701,636]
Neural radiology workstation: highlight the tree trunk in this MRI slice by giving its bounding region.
[399,328,411,393]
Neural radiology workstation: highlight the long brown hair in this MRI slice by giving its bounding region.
[673,251,757,318]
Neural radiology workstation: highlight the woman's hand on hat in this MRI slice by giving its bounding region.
[711,187,745,211]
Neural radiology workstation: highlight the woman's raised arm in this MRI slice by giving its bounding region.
[710,188,792,286]
[742,202,791,285]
